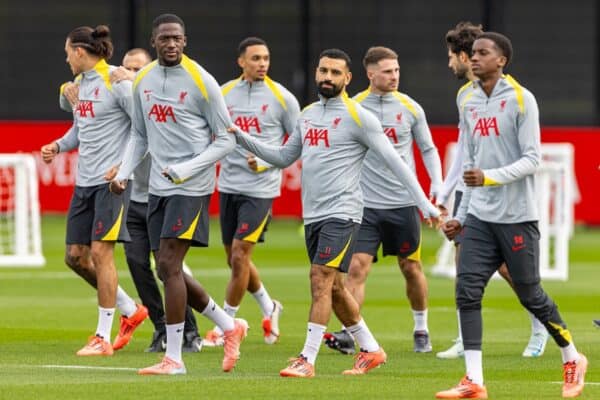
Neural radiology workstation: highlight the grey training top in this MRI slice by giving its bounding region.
[354,88,442,209]
[57,59,132,187]
[116,54,235,197]
[218,76,300,198]
[235,92,440,225]
[456,75,541,224]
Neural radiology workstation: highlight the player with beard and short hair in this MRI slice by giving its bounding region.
[232,48,440,377]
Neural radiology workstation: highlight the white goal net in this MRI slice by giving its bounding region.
[0,154,45,267]
[431,143,577,281]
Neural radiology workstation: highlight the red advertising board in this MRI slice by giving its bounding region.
[1,121,598,224]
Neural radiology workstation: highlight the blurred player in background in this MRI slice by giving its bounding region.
[324,46,442,355]
[203,37,299,347]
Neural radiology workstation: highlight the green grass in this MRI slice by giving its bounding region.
[1,215,599,399]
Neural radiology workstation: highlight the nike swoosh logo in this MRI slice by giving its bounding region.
[512,244,526,251]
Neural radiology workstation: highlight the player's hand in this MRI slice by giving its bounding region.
[227,126,241,135]
[247,153,258,171]
[104,164,120,181]
[162,169,174,183]
[110,66,135,84]
[437,204,449,218]
[109,179,127,195]
[463,168,484,186]
[424,215,442,229]
[441,219,462,240]
[62,82,79,108]
[41,142,59,164]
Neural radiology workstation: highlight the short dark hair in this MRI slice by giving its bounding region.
[446,21,484,57]
[238,37,267,56]
[67,25,113,60]
[362,46,398,69]
[125,48,151,61]
[152,14,185,35]
[476,32,513,66]
[319,48,351,69]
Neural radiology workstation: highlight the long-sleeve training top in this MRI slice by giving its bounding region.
[455,75,541,224]
[235,91,440,225]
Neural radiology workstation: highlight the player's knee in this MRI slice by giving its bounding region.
[455,279,483,310]
[399,259,422,279]
[156,257,180,282]
[230,249,248,271]
[514,283,544,310]
[65,247,85,270]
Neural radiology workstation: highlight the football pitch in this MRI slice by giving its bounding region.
[1,215,599,399]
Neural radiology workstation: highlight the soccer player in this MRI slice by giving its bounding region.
[436,22,549,360]
[435,32,587,399]
[41,25,148,356]
[324,46,442,354]
[203,37,300,346]
[232,48,440,377]
[60,48,203,353]
[110,14,247,375]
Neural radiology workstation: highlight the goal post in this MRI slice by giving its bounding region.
[431,143,576,281]
[0,154,45,267]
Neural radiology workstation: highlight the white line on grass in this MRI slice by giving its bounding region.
[40,364,139,371]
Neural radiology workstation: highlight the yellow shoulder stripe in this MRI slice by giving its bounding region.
[59,82,69,96]
[302,102,317,113]
[181,54,209,102]
[341,92,362,127]
[221,76,242,96]
[178,210,201,240]
[457,81,473,97]
[460,89,476,111]
[504,74,524,114]
[264,76,287,111]
[94,59,113,92]
[392,91,418,118]
[133,60,158,90]
[354,88,370,103]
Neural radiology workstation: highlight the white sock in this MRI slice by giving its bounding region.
[116,286,137,317]
[251,284,275,317]
[223,301,239,318]
[201,297,235,332]
[528,311,546,334]
[412,309,428,332]
[346,318,379,352]
[560,343,580,364]
[464,349,484,386]
[165,322,185,363]
[457,309,463,342]
[300,322,326,365]
[96,307,115,342]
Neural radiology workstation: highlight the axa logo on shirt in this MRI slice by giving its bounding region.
[384,127,398,144]
[148,104,177,123]
[77,101,95,118]
[472,117,499,137]
[303,128,329,147]
[234,116,261,134]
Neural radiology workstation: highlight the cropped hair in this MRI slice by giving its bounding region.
[238,37,267,56]
[319,48,351,69]
[362,46,398,69]
[445,21,484,57]
[152,14,185,34]
[67,25,113,60]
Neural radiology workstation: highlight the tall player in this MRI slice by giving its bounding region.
[60,48,203,353]
[111,14,247,375]
[324,46,442,354]
[41,25,148,356]
[203,37,299,347]
[436,32,587,399]
[232,49,440,377]
[436,21,549,360]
